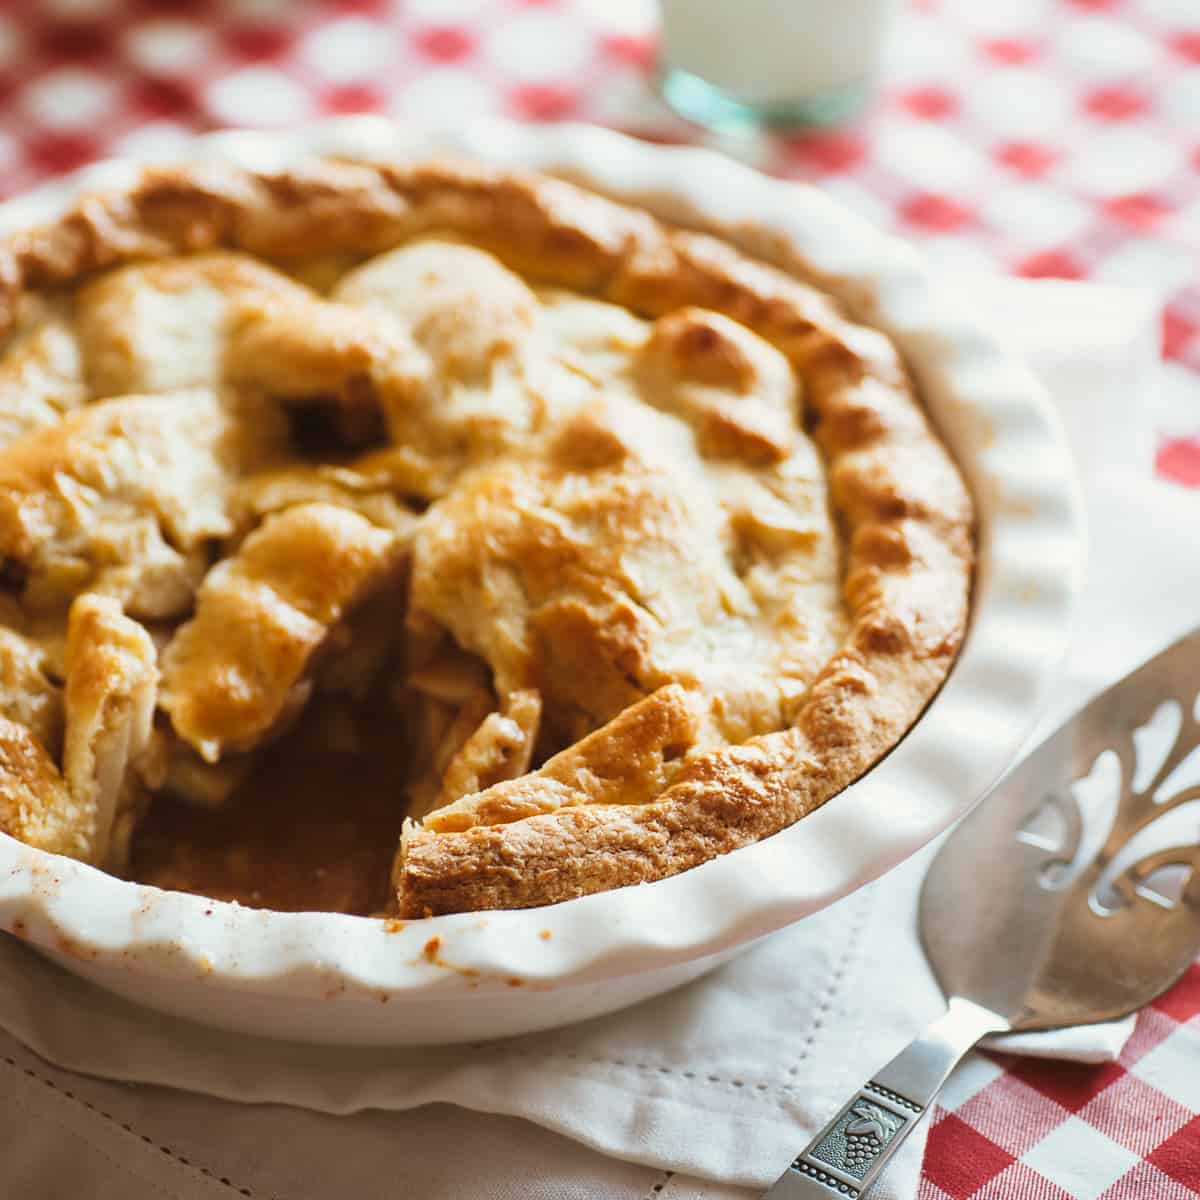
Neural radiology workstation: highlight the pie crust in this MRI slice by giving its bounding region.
[0,156,972,918]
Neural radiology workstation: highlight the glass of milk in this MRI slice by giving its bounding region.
[658,0,899,128]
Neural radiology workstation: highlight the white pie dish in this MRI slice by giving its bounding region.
[0,116,1083,1045]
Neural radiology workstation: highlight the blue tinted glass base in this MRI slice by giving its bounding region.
[659,67,868,130]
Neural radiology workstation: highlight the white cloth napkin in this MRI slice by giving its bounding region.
[2,277,1183,1200]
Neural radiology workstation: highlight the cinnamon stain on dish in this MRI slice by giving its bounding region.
[128,887,167,939]
[53,932,99,961]
[22,849,64,898]
[1003,495,1036,518]
[414,933,483,981]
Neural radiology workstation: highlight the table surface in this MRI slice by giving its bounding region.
[0,2,1197,1198]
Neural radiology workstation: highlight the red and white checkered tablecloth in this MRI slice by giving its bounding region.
[0,2,1196,1197]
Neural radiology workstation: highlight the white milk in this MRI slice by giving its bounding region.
[659,0,897,111]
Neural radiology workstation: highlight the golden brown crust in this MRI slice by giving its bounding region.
[158,502,404,762]
[0,597,157,868]
[0,388,282,620]
[0,309,86,449]
[429,687,542,818]
[0,157,973,916]
[74,252,310,398]
[0,715,86,860]
[0,628,63,758]
[422,684,701,834]
[62,593,158,869]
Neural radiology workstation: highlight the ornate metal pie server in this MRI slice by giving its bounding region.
[763,625,1200,1200]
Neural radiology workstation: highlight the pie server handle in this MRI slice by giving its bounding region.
[760,997,1007,1199]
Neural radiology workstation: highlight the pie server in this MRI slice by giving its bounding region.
[764,625,1200,1199]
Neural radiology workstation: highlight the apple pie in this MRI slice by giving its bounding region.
[0,158,972,917]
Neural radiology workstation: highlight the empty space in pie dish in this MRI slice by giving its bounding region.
[0,119,1081,1044]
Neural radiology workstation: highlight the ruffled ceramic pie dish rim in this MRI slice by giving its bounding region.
[0,117,1083,1003]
